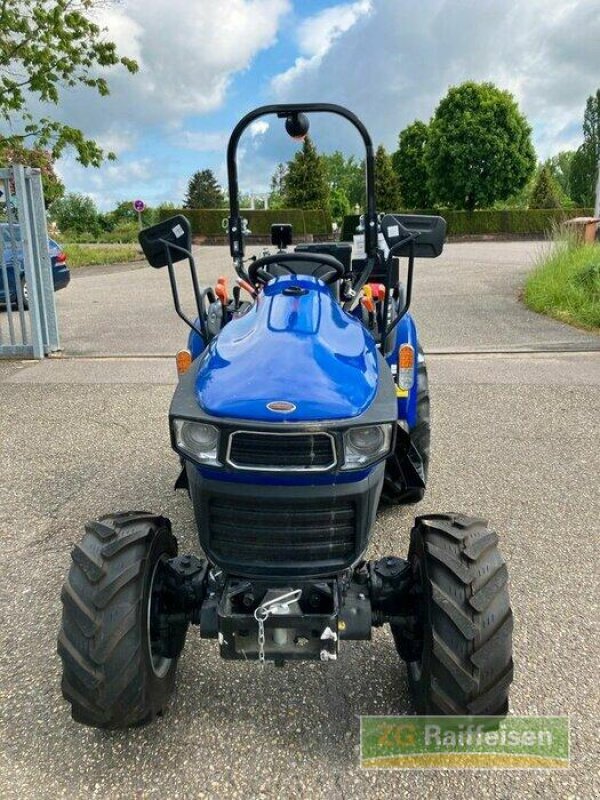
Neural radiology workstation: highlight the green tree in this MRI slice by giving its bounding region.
[49,192,101,234]
[0,0,137,166]
[375,144,402,212]
[529,165,562,208]
[426,81,536,210]
[284,137,330,210]
[0,142,64,205]
[269,162,288,209]
[103,200,157,229]
[544,151,576,200]
[392,120,432,208]
[321,151,364,208]
[570,90,600,207]
[184,170,225,208]
[329,186,351,222]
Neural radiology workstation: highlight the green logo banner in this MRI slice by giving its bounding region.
[360,716,569,769]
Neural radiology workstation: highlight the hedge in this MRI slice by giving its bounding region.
[302,209,332,235]
[340,208,595,241]
[159,208,332,237]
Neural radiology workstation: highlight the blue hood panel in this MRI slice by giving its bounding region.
[196,275,378,422]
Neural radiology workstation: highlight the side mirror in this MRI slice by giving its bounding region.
[271,223,293,250]
[380,214,446,258]
[138,215,192,268]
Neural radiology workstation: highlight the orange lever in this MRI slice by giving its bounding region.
[216,276,229,304]
[362,285,374,312]
[236,277,256,297]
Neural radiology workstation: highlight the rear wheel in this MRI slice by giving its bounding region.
[381,346,430,505]
[393,514,513,715]
[57,511,179,729]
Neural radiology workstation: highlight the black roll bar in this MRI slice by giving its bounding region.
[226,103,378,268]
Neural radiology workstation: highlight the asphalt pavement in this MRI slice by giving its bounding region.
[0,242,599,799]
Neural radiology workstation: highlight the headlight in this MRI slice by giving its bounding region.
[173,419,221,466]
[342,424,392,469]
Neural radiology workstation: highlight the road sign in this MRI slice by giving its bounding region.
[133,199,145,212]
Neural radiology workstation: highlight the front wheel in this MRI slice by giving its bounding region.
[393,513,514,716]
[57,512,179,728]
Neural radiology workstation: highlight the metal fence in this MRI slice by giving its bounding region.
[0,165,60,358]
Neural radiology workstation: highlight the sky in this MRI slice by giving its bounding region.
[48,0,600,210]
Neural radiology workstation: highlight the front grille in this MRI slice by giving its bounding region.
[227,431,336,471]
[209,495,356,566]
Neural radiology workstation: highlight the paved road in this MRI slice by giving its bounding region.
[1,243,599,799]
[56,241,597,356]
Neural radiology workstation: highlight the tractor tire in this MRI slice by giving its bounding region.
[57,511,179,729]
[380,347,430,505]
[393,513,513,716]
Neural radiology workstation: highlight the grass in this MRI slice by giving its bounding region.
[64,243,143,268]
[523,234,600,331]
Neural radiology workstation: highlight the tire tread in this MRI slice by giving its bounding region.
[400,513,513,716]
[58,512,177,729]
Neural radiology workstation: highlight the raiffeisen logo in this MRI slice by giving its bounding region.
[360,716,570,769]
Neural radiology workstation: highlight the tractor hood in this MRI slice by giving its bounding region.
[195,275,379,422]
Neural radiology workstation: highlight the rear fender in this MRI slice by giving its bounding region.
[385,311,419,428]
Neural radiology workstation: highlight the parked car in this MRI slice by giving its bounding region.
[0,223,70,308]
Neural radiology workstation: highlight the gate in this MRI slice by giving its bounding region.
[0,164,60,358]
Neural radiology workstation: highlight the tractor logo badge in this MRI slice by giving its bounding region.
[267,401,296,413]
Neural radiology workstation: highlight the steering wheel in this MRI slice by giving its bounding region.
[247,251,345,287]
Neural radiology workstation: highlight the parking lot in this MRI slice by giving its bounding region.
[1,241,599,799]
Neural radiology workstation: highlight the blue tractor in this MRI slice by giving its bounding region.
[58,105,513,729]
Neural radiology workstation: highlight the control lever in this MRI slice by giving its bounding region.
[236,277,257,298]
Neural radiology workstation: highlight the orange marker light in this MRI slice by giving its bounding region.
[398,344,415,391]
[176,349,193,376]
[399,344,414,370]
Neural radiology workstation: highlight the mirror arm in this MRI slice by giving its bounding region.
[160,239,206,341]
[382,236,418,348]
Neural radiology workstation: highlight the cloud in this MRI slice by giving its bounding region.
[178,131,229,152]
[48,0,291,144]
[269,0,600,159]
[249,120,270,137]
[272,1,372,93]
[54,156,167,211]
[48,0,290,209]
[296,0,373,57]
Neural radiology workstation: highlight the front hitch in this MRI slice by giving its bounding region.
[151,555,418,664]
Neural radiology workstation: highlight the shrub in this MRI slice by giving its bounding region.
[340,208,595,240]
[302,209,332,235]
[524,236,600,330]
[158,208,332,237]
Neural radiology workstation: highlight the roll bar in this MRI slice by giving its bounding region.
[226,104,378,267]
